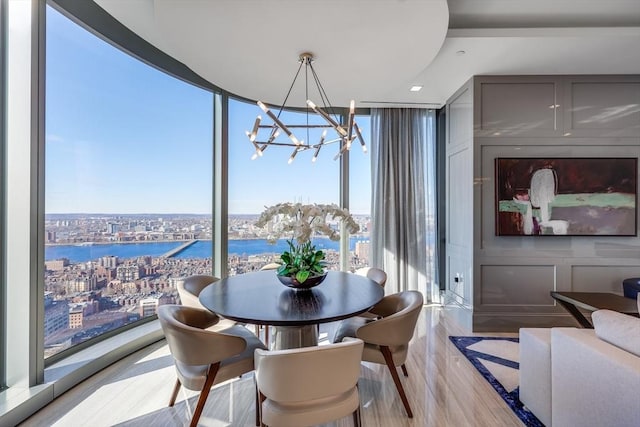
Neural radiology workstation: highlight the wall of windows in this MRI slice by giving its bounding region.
[1,1,437,424]
[43,5,214,360]
[226,98,370,275]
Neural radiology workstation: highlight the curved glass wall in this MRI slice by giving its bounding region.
[44,5,214,359]
[227,98,373,275]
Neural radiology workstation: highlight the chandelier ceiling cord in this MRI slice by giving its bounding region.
[246,52,367,163]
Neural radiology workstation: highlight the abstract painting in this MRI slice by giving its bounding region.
[495,158,637,236]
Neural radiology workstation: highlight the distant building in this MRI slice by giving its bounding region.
[116,264,142,281]
[66,275,97,293]
[355,240,370,262]
[138,293,171,317]
[99,255,118,268]
[69,306,84,329]
[44,295,69,336]
[45,258,69,271]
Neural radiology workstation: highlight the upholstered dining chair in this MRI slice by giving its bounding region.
[254,338,365,427]
[177,274,236,330]
[354,267,387,288]
[354,267,388,319]
[332,290,424,418]
[158,304,267,427]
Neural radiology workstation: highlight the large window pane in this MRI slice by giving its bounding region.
[348,115,372,271]
[227,98,340,275]
[44,6,213,359]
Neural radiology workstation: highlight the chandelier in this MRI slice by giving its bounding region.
[246,52,367,163]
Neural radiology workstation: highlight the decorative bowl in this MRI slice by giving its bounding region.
[276,271,327,290]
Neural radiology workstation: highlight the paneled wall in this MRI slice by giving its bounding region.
[446,75,640,331]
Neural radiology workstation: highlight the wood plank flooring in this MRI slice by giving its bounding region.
[21,306,523,427]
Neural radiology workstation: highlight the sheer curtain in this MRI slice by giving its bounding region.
[370,108,436,300]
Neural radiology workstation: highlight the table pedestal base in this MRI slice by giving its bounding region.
[272,325,318,350]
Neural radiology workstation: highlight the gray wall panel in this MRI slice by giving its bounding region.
[449,74,640,332]
[480,265,556,306]
[571,265,640,293]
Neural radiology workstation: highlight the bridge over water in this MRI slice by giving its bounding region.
[162,240,198,258]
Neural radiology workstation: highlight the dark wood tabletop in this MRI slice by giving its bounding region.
[550,291,639,328]
[199,270,385,327]
[551,291,639,314]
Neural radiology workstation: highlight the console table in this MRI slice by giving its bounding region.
[550,291,639,328]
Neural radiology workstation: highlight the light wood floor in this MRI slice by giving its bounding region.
[21,306,523,427]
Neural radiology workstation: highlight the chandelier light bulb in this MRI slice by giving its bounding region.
[249,116,261,142]
[288,147,299,164]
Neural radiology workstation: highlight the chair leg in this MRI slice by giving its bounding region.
[190,362,220,427]
[401,363,409,377]
[264,325,270,347]
[169,378,181,407]
[353,405,362,427]
[259,390,267,427]
[254,377,260,427]
[380,346,413,418]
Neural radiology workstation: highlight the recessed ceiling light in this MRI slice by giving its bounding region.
[410,85,423,92]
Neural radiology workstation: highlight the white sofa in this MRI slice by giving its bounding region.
[520,307,640,427]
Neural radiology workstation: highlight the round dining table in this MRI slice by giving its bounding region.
[198,270,384,349]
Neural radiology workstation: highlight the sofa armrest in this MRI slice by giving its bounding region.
[551,328,640,427]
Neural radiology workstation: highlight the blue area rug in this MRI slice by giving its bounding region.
[449,336,544,427]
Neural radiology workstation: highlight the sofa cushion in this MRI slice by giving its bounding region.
[592,309,640,357]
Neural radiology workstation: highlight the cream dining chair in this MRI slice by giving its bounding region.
[177,274,236,330]
[332,290,423,418]
[254,338,365,427]
[354,267,388,319]
[158,304,267,427]
[354,267,387,288]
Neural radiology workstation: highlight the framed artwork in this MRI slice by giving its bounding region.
[495,157,637,236]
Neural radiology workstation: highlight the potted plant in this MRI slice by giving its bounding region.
[255,203,360,289]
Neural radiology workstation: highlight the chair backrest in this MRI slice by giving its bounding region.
[158,304,246,367]
[356,291,423,346]
[177,274,219,309]
[355,267,387,287]
[255,338,364,402]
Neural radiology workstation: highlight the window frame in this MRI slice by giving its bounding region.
[0,0,6,391]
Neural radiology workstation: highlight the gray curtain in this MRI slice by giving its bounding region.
[370,108,433,297]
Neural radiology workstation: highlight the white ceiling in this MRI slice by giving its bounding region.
[95,0,640,108]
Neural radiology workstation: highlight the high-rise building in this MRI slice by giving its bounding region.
[355,240,370,262]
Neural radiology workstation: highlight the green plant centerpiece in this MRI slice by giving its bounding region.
[255,203,360,289]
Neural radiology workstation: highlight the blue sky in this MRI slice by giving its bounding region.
[45,6,371,215]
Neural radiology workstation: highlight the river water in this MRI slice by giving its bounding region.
[45,237,369,263]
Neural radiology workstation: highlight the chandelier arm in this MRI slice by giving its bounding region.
[308,62,341,123]
[276,60,305,118]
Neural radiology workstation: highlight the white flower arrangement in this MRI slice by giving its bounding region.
[255,202,360,244]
